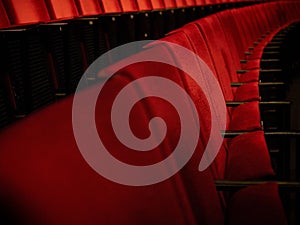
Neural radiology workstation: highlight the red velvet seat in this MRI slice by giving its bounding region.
[164,27,261,130]
[182,20,260,104]
[216,10,261,70]
[137,0,153,11]
[2,0,50,25]
[163,0,177,8]
[0,0,10,28]
[185,0,197,6]
[0,45,226,225]
[227,183,287,225]
[74,0,103,16]
[119,0,139,12]
[193,17,260,85]
[145,32,268,185]
[174,0,188,7]
[100,0,123,13]
[149,0,165,9]
[44,0,80,20]
[152,32,286,225]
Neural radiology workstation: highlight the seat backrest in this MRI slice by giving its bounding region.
[194,0,205,5]
[149,0,165,9]
[74,0,103,16]
[100,0,123,13]
[193,18,235,101]
[0,74,199,225]
[216,10,248,61]
[0,46,224,224]
[185,0,196,6]
[0,0,10,28]
[111,42,225,224]
[2,0,50,25]
[163,0,177,8]
[174,0,188,7]
[136,0,153,10]
[119,0,139,12]
[159,30,228,180]
[44,0,79,20]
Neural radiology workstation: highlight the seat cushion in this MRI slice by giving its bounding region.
[234,82,260,102]
[229,102,261,131]
[226,131,275,180]
[227,183,288,225]
[238,70,260,83]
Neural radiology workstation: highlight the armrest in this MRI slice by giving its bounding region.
[267,41,282,45]
[272,37,284,41]
[264,46,280,50]
[236,70,248,74]
[231,82,285,87]
[75,17,99,21]
[0,26,37,33]
[240,59,248,63]
[260,69,282,76]
[275,33,286,37]
[226,101,291,107]
[222,131,300,138]
[262,51,280,55]
[215,180,300,191]
[39,22,68,27]
[260,59,280,62]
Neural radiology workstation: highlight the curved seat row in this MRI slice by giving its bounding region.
[0,0,300,225]
[0,0,267,129]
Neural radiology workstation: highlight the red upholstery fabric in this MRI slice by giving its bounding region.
[2,0,50,25]
[137,0,153,10]
[174,0,188,7]
[116,57,225,224]
[149,0,165,9]
[234,82,260,102]
[227,183,288,225]
[194,0,205,5]
[226,131,275,180]
[45,0,79,20]
[185,0,196,6]
[74,0,102,16]
[168,25,262,133]
[163,0,177,8]
[229,102,261,131]
[185,20,260,102]
[157,32,229,181]
[0,77,202,225]
[0,44,227,225]
[215,10,248,62]
[0,0,10,28]
[195,16,259,84]
[119,0,139,12]
[238,70,260,83]
[100,0,123,13]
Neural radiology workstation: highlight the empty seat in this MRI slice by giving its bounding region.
[163,0,177,8]
[119,0,139,12]
[149,0,165,9]
[44,0,80,20]
[137,0,153,11]
[74,0,103,16]
[100,0,122,14]
[2,0,50,25]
